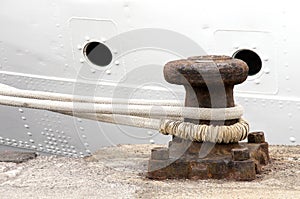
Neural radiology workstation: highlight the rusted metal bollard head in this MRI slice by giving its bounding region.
[164,55,248,125]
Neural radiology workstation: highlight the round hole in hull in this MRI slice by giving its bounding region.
[84,42,112,67]
[233,49,262,76]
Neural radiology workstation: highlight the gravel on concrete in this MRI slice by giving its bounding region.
[0,144,299,199]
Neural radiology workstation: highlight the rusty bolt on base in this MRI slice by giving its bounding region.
[232,148,250,161]
[248,132,266,143]
[147,55,270,181]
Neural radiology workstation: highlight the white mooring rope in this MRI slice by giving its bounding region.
[0,83,182,106]
[0,94,244,120]
[0,83,249,143]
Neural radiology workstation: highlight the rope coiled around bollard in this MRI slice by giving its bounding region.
[159,118,249,143]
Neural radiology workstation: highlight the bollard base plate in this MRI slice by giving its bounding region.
[147,132,270,181]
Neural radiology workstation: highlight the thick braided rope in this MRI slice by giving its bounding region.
[0,83,249,143]
[0,95,243,120]
[0,83,243,120]
[159,119,249,143]
[0,83,182,106]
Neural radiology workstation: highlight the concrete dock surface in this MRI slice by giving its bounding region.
[0,144,299,199]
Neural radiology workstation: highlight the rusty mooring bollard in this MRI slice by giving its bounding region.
[164,55,248,125]
[147,55,270,181]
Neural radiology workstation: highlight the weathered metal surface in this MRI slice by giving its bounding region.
[248,131,266,143]
[164,55,248,86]
[148,55,270,181]
[164,55,248,125]
[231,148,250,161]
[148,132,270,181]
